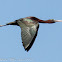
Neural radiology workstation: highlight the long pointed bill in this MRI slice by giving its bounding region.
[54,20,62,22]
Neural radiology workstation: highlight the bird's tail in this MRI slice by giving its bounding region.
[0,21,17,27]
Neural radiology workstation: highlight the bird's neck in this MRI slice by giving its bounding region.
[38,20,55,23]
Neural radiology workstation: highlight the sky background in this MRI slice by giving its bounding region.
[0,0,62,62]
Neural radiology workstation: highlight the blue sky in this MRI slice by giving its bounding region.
[0,0,62,62]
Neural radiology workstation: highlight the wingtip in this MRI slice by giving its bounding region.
[24,46,30,52]
[25,47,30,52]
[25,49,29,52]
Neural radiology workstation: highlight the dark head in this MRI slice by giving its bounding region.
[26,17,62,23]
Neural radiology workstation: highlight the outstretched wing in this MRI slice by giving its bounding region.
[21,24,39,51]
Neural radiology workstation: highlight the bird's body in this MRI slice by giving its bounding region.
[17,18,39,27]
[15,17,39,51]
[0,16,62,51]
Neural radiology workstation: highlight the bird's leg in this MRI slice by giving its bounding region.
[0,25,7,27]
[0,21,18,27]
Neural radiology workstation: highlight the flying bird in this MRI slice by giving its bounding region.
[0,16,62,51]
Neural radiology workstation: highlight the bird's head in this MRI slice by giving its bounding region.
[26,17,62,23]
[45,19,62,23]
[35,18,62,23]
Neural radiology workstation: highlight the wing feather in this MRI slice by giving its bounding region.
[21,24,39,51]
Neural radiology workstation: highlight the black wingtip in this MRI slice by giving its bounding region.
[25,49,29,52]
